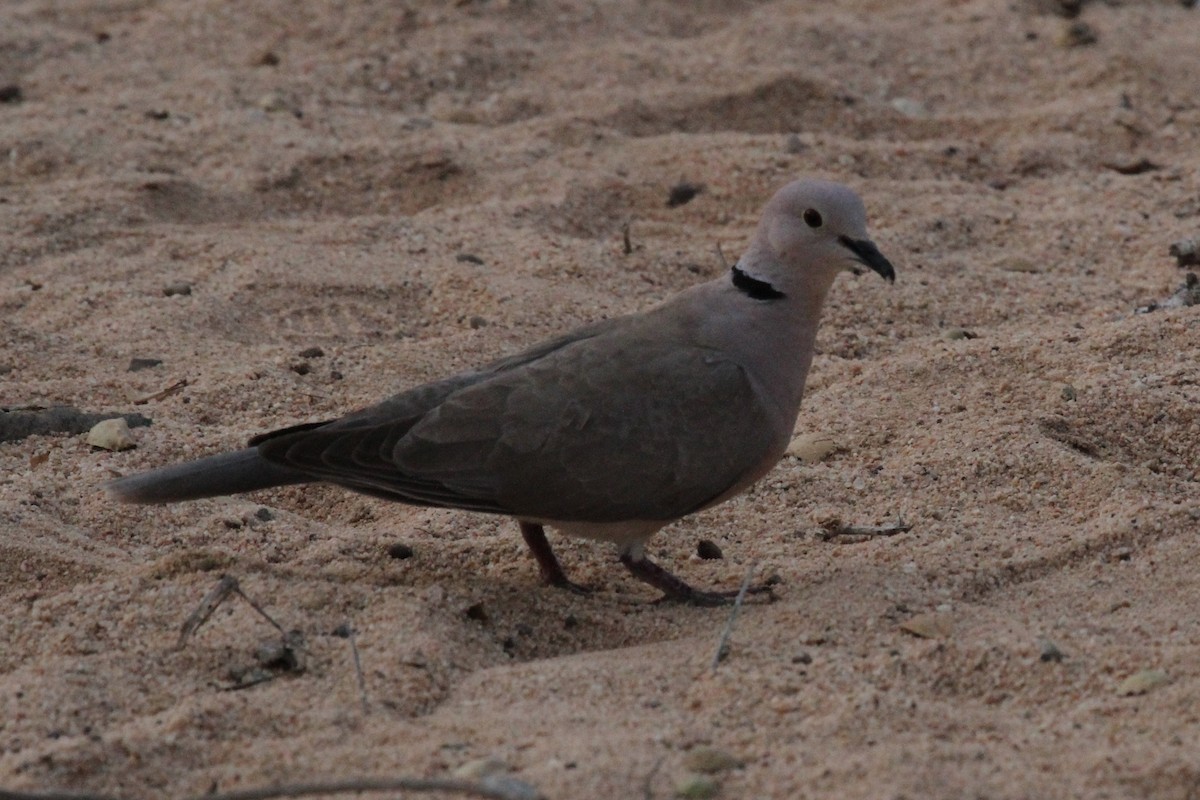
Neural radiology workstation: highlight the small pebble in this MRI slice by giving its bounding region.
[792,651,813,665]
[257,91,291,113]
[128,357,162,372]
[387,542,415,560]
[465,602,488,622]
[85,418,136,451]
[163,281,193,297]
[784,133,807,154]
[889,97,928,118]
[787,433,839,464]
[1169,238,1198,268]
[942,328,977,341]
[298,346,324,358]
[1061,385,1077,401]
[1058,20,1098,47]
[254,507,275,522]
[0,85,23,104]
[456,253,485,265]
[453,757,509,781]
[675,774,719,799]
[683,747,743,774]
[469,315,489,329]
[667,182,703,208]
[696,539,723,560]
[1038,639,1066,663]
[899,612,954,640]
[1116,669,1170,696]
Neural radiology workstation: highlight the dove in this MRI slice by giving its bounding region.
[107,179,895,605]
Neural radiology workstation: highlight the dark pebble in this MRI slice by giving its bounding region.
[387,542,414,560]
[456,253,484,265]
[696,539,724,560]
[298,346,325,358]
[290,362,311,375]
[464,602,488,622]
[128,357,162,372]
[163,281,192,297]
[254,507,275,522]
[0,85,23,104]
[667,181,703,208]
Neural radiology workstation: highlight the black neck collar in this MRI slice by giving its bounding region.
[731,265,786,300]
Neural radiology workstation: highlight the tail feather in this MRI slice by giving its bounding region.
[106,448,309,504]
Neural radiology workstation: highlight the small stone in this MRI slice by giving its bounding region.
[696,539,723,560]
[456,253,485,265]
[1038,639,1066,662]
[675,774,720,799]
[1169,238,1199,268]
[298,346,325,358]
[1052,0,1084,18]
[899,612,954,640]
[255,51,281,67]
[85,418,136,451]
[999,256,1040,273]
[1116,669,1170,696]
[469,315,488,329]
[163,281,192,297]
[683,747,743,774]
[787,433,840,464]
[0,85,23,104]
[387,542,415,560]
[889,97,928,118]
[257,91,291,113]
[254,507,275,522]
[792,651,813,665]
[942,328,977,341]
[1103,155,1160,175]
[453,757,509,781]
[667,182,703,208]
[1061,385,1077,401]
[1058,20,1098,47]
[290,362,311,376]
[465,602,488,622]
[128,357,162,372]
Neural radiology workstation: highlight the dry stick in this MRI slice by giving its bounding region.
[641,755,666,800]
[177,575,285,650]
[710,563,756,671]
[714,242,730,270]
[0,775,542,800]
[133,378,188,406]
[817,518,911,542]
[333,623,370,714]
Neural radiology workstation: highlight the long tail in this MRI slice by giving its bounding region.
[105,448,310,504]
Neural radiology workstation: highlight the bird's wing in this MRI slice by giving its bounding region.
[258,333,781,522]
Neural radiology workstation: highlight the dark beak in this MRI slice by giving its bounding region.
[839,236,896,283]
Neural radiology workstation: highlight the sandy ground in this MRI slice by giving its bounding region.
[2,0,1200,797]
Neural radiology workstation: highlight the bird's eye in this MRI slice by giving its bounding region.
[802,208,823,228]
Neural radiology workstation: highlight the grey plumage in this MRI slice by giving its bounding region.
[107,179,896,604]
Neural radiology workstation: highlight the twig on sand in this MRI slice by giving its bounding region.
[0,774,543,800]
[332,622,370,714]
[816,518,911,543]
[133,378,188,406]
[177,575,285,650]
[710,563,755,671]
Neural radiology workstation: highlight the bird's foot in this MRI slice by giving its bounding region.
[519,521,591,595]
[619,552,777,606]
